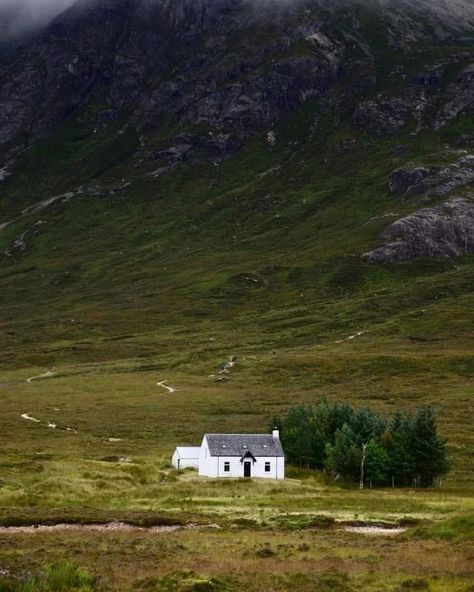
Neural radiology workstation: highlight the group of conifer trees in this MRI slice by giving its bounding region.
[273,400,449,488]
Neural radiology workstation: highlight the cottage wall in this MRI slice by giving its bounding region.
[198,436,218,477]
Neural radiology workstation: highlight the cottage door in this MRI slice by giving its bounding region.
[244,461,252,478]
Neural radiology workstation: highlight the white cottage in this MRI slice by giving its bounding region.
[171,446,201,470]
[198,429,285,479]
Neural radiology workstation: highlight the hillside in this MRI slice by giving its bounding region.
[0,0,473,504]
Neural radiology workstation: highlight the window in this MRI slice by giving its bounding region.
[224,461,230,472]
[265,462,271,473]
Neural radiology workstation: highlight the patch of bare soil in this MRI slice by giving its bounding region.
[0,522,182,534]
[343,525,408,535]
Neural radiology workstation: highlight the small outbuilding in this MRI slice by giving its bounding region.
[171,446,201,470]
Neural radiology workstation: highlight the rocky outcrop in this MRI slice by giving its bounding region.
[363,198,474,262]
[352,94,416,137]
[412,65,446,87]
[389,154,474,197]
[434,63,474,128]
[352,53,474,138]
[0,166,11,182]
[389,167,431,194]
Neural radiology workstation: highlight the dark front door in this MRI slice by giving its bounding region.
[244,461,252,478]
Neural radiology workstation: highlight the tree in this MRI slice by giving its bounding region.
[279,405,314,465]
[359,442,368,489]
[348,408,386,447]
[411,406,449,487]
[326,401,353,443]
[325,424,361,481]
[309,400,336,468]
[386,411,416,487]
[275,401,450,488]
[364,440,390,487]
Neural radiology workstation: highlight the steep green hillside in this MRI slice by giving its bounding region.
[1,100,473,482]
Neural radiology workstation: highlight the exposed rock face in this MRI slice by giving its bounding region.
[352,55,474,138]
[0,0,345,168]
[352,94,417,137]
[389,167,431,194]
[363,198,474,262]
[0,166,11,183]
[435,63,474,128]
[389,155,474,197]
[1,0,474,171]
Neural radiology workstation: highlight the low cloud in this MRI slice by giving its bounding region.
[0,0,472,44]
[0,0,76,42]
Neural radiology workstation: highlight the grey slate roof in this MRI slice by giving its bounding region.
[205,434,284,457]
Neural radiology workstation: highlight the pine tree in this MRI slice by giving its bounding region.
[280,405,314,465]
[386,411,416,487]
[346,407,386,447]
[411,406,449,487]
[326,424,361,481]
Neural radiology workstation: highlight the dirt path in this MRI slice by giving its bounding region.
[156,380,176,393]
[20,413,40,423]
[20,413,77,433]
[0,522,182,535]
[335,330,366,344]
[26,370,56,383]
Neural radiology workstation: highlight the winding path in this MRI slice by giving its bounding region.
[335,330,366,344]
[20,413,40,423]
[156,380,176,393]
[26,370,56,383]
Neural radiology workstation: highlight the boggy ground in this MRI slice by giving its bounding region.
[0,520,473,592]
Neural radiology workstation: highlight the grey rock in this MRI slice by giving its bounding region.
[418,196,433,206]
[389,167,431,194]
[352,91,424,137]
[4,220,46,257]
[389,155,474,197]
[434,63,474,127]
[412,64,445,86]
[86,186,107,198]
[458,63,474,84]
[0,166,11,182]
[363,198,474,262]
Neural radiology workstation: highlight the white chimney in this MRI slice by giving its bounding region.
[272,428,280,439]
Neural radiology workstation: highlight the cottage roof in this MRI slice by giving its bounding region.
[174,446,201,458]
[204,434,284,457]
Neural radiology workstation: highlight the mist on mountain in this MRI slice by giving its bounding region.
[0,0,75,42]
[1,0,473,47]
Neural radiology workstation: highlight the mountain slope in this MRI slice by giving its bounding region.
[0,0,473,483]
